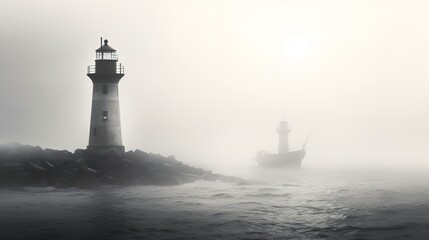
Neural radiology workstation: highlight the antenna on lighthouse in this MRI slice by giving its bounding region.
[100,37,103,47]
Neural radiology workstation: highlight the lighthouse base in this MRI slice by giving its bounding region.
[87,145,125,155]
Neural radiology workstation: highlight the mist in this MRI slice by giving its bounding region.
[1,0,429,173]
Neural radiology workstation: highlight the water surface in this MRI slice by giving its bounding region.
[1,168,428,239]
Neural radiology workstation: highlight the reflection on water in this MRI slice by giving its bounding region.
[0,168,428,240]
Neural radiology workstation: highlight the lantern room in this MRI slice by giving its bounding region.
[96,39,118,60]
[87,38,124,77]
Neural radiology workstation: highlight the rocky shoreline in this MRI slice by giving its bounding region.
[0,143,245,188]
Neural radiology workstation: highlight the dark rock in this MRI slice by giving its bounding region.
[0,143,248,188]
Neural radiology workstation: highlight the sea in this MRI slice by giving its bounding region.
[1,167,428,240]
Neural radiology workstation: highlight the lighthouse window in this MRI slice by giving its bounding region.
[102,85,108,94]
[93,128,97,136]
[102,111,108,121]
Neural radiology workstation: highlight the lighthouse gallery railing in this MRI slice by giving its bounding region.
[87,64,124,74]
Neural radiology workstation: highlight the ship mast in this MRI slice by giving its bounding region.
[277,120,290,154]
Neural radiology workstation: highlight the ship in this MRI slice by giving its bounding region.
[255,120,309,168]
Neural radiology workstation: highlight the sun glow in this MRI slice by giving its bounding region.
[283,35,311,58]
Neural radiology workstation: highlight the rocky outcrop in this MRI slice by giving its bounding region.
[0,142,246,188]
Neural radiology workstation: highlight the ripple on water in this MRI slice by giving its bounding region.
[245,193,291,198]
[211,193,234,199]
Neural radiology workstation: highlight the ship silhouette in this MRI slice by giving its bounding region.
[255,120,309,168]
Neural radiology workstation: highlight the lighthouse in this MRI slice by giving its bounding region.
[87,38,125,153]
[277,120,290,154]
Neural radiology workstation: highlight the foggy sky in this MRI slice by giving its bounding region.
[1,0,428,171]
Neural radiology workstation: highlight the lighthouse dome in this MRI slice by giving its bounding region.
[96,39,116,52]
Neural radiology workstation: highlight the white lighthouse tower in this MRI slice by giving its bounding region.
[87,39,125,153]
[277,120,290,154]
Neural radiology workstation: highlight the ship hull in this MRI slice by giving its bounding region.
[256,150,305,168]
